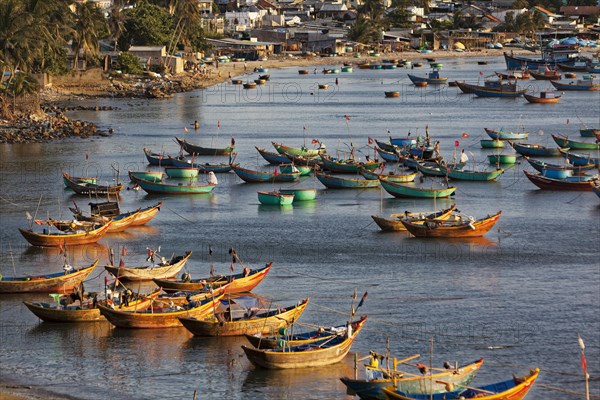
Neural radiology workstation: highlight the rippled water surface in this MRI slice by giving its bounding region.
[0,55,599,399]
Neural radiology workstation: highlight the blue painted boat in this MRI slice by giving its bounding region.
[255,146,291,165]
[523,156,596,173]
[144,148,173,166]
[374,140,397,152]
[511,142,559,157]
[558,149,600,166]
[131,176,216,194]
[402,158,421,170]
[471,84,527,97]
[542,168,572,179]
[484,128,529,140]
[231,164,300,183]
[447,168,504,181]
[169,157,232,173]
[407,69,448,85]
[550,79,599,91]
[315,172,379,189]
[376,147,401,162]
[380,178,456,198]
[390,137,416,147]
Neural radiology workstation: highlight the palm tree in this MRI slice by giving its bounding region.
[348,16,381,43]
[72,1,108,69]
[108,0,127,51]
[166,0,201,57]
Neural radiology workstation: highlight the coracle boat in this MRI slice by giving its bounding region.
[144,148,173,166]
[178,297,309,337]
[0,261,97,294]
[446,168,504,181]
[98,294,223,329]
[241,316,367,369]
[524,91,561,104]
[243,82,257,89]
[279,188,317,202]
[380,178,456,199]
[341,357,484,399]
[128,171,163,182]
[105,251,192,281]
[231,79,243,84]
[62,173,123,196]
[164,166,199,179]
[371,205,457,232]
[131,176,216,194]
[488,155,517,165]
[381,368,539,400]
[272,141,322,158]
[523,171,596,191]
[175,137,235,156]
[401,211,502,238]
[19,222,111,247]
[480,139,504,149]
[231,164,300,183]
[23,289,160,322]
[320,155,382,173]
[551,134,600,151]
[255,146,291,165]
[316,172,379,189]
[511,142,559,157]
[385,91,400,98]
[257,190,295,206]
[298,70,309,75]
[153,263,272,294]
[484,128,528,140]
[318,84,329,90]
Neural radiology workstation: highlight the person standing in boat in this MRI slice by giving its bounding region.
[433,141,441,158]
[460,149,469,163]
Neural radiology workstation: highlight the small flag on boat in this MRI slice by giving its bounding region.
[184,127,188,132]
[274,167,279,176]
[461,133,469,138]
[86,153,89,160]
[479,71,484,76]
[579,335,588,376]
[121,246,127,257]
[218,120,220,128]
[454,140,459,147]
[368,137,374,144]
[357,291,368,309]
[344,115,350,121]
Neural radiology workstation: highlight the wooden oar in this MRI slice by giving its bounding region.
[435,380,495,395]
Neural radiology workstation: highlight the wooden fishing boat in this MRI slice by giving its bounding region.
[484,128,528,140]
[558,148,599,167]
[580,128,600,137]
[254,79,266,85]
[385,91,400,98]
[63,175,97,188]
[245,322,348,349]
[130,202,162,226]
[341,357,484,399]
[523,156,595,174]
[496,70,530,80]
[281,152,322,168]
[401,211,502,238]
[371,205,457,232]
[272,142,322,158]
[529,69,561,80]
[19,222,111,247]
[70,201,161,228]
[98,294,223,329]
[375,140,399,152]
[62,173,123,196]
[131,176,216,194]
[381,368,539,400]
[175,137,235,156]
[480,139,504,149]
[153,263,272,294]
[455,81,477,94]
[298,70,309,75]
[50,212,137,234]
[487,155,517,165]
[279,188,317,201]
[458,80,527,97]
[104,251,192,281]
[178,297,309,337]
[241,316,367,369]
[511,142,559,157]
[144,148,173,166]
[557,62,588,72]
[243,82,257,89]
[231,164,300,183]
[258,191,295,206]
[258,74,270,81]
[316,172,379,189]
[0,261,97,294]
[23,289,160,322]
[280,164,311,176]
[320,155,382,174]
[523,171,596,191]
[231,79,243,84]
[551,134,600,150]
[361,169,417,183]
[550,79,599,91]
[318,84,329,90]
[376,147,402,163]
[164,166,199,179]
[380,179,456,198]
[407,70,447,85]
[524,92,561,103]
[447,168,504,181]
[169,157,233,173]
[256,146,291,165]
[128,171,163,182]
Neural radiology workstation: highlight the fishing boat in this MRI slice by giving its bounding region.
[19,222,111,247]
[0,261,97,294]
[524,91,561,104]
[580,128,600,138]
[320,155,382,174]
[256,146,291,165]
[231,164,300,183]
[279,188,317,201]
[144,148,173,166]
[379,179,456,198]
[550,79,599,91]
[529,68,561,80]
[258,74,270,80]
[523,156,595,174]
[153,263,272,294]
[254,79,266,85]
[371,205,457,232]
[243,82,257,89]
[390,137,417,147]
[231,79,243,84]
[503,46,581,70]
[63,175,97,188]
[131,176,216,194]
[257,191,295,206]
[175,137,235,156]
[245,325,341,349]
[104,251,192,281]
[559,148,599,167]
[375,139,399,152]
[70,201,162,228]
[496,70,530,80]
[164,166,199,179]
[318,84,329,90]
[98,294,223,329]
[447,168,504,181]
[511,142,559,157]
[557,61,589,72]
[484,128,529,140]
[523,171,596,191]
[23,289,160,322]
[241,316,367,369]
[480,139,504,149]
[62,173,123,196]
[169,157,233,173]
[551,134,600,150]
[128,171,163,182]
[407,69,448,85]
[376,147,402,163]
[341,357,484,399]
[361,169,417,183]
[298,70,309,75]
[401,211,502,238]
[279,164,311,176]
[272,142,322,158]
[381,368,539,400]
[487,155,517,165]
[51,212,136,234]
[316,172,379,189]
[178,297,309,337]
[385,91,400,98]
[471,82,527,97]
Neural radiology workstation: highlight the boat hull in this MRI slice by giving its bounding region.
[19,223,111,247]
[402,212,502,238]
[104,252,192,281]
[164,167,200,179]
[380,179,456,198]
[132,176,216,194]
[316,173,379,189]
[175,137,234,156]
[231,165,300,183]
[524,171,594,191]
[0,262,97,294]
[279,189,317,201]
[511,143,559,157]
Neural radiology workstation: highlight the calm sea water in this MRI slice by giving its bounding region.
[0,55,599,399]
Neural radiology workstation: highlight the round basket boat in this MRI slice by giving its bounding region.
[385,91,400,98]
[414,81,428,87]
[231,79,243,84]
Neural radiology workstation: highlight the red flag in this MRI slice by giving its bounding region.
[344,115,350,121]
[312,139,320,144]
[461,133,469,138]
[217,120,220,128]
[479,71,484,76]
[121,246,127,257]
[85,153,89,160]
[454,140,459,147]
[582,352,588,376]
[368,137,374,144]
[274,168,279,176]
[184,127,189,132]
[357,291,368,309]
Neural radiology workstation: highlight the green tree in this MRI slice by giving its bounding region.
[120,2,173,48]
[387,0,414,28]
[71,2,108,68]
[347,16,381,43]
[116,51,143,74]
[108,0,128,50]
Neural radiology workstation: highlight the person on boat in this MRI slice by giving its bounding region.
[433,141,440,158]
[243,267,251,277]
[460,149,469,163]
[208,171,218,185]
[182,271,192,282]
[368,351,379,369]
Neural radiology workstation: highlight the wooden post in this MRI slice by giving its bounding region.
[429,337,433,400]
[354,352,358,380]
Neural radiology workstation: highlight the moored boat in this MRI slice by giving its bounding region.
[407,69,447,85]
[551,134,600,150]
[144,148,173,166]
[169,157,233,173]
[63,175,97,188]
[401,211,502,238]
[316,172,379,189]
[128,171,163,182]
[104,251,192,281]
[447,168,504,181]
[279,188,317,201]
[0,261,97,294]
[529,68,561,80]
[524,91,561,104]
[19,222,111,247]
[480,139,504,149]
[279,163,311,176]
[231,164,300,183]
[131,176,216,194]
[62,173,123,196]
[320,155,382,173]
[385,91,400,98]
[361,169,417,183]
[272,142,322,158]
[484,128,529,140]
[175,137,235,156]
[580,128,600,137]
[256,146,291,165]
[550,79,600,91]
[511,142,559,157]
[164,166,199,179]
[379,178,456,198]
[523,156,595,174]
[257,190,295,206]
[371,205,457,232]
[487,154,517,165]
[376,147,402,162]
[558,148,599,166]
[523,171,596,191]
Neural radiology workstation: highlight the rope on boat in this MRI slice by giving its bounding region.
[537,383,600,398]
[164,205,196,223]
[0,195,22,207]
